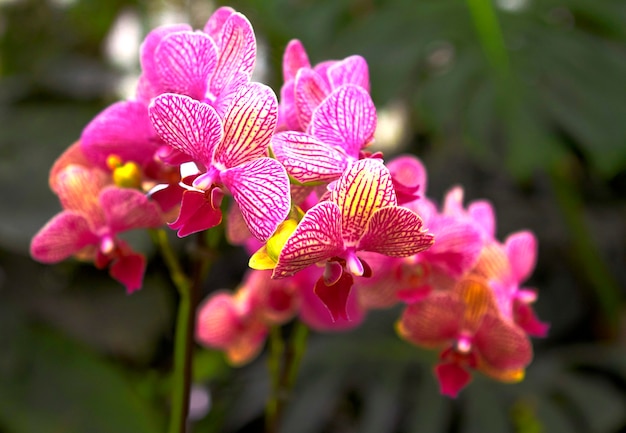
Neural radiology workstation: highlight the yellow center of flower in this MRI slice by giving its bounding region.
[106,155,142,189]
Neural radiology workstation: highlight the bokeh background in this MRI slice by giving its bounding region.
[1,0,625,432]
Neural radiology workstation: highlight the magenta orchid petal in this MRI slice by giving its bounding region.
[282,39,311,81]
[505,231,537,283]
[80,101,158,168]
[474,314,533,371]
[99,187,164,233]
[294,68,330,130]
[358,206,434,257]
[468,200,496,238]
[169,189,223,237]
[149,94,223,166]
[214,82,278,168]
[332,159,396,245]
[210,13,256,97]
[270,131,348,184]
[398,292,463,346]
[154,31,218,100]
[210,71,250,119]
[435,362,472,398]
[273,201,345,278]
[221,157,290,242]
[140,24,193,95]
[514,299,550,337]
[424,217,483,277]
[278,80,300,131]
[203,6,235,40]
[109,248,146,293]
[30,212,99,263]
[314,270,354,321]
[327,55,370,91]
[55,165,109,229]
[308,84,377,157]
[387,154,427,204]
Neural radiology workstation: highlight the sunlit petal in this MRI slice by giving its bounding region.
[30,212,99,263]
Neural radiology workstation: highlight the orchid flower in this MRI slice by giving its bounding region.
[273,158,433,321]
[30,165,164,292]
[148,82,291,241]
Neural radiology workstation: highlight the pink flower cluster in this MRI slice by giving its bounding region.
[30,6,547,397]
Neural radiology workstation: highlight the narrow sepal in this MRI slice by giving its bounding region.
[149,94,223,167]
[505,230,537,283]
[282,39,310,81]
[332,159,396,245]
[273,201,344,278]
[314,271,354,321]
[327,55,370,91]
[203,6,235,40]
[309,84,376,157]
[30,212,99,263]
[270,131,348,184]
[221,158,290,242]
[154,31,218,100]
[358,206,433,257]
[215,83,278,169]
[294,68,330,130]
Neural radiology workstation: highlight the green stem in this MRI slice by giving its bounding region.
[152,229,211,433]
[265,321,309,433]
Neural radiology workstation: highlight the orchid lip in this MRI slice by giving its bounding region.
[191,167,221,190]
[344,248,363,277]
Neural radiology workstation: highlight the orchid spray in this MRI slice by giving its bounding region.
[30,5,547,432]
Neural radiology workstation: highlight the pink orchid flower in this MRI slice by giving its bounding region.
[148,82,291,241]
[273,158,434,321]
[30,165,164,292]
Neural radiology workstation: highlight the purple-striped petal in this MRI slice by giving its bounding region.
[99,186,164,233]
[140,24,192,96]
[209,13,256,98]
[30,212,99,263]
[203,6,235,41]
[210,71,249,119]
[270,131,348,185]
[149,94,223,167]
[282,39,310,81]
[327,55,370,91]
[358,206,434,257]
[273,201,345,278]
[309,84,376,157]
[154,31,218,100]
[214,83,277,169]
[80,101,158,169]
[278,80,300,131]
[221,158,290,242]
[505,231,537,283]
[331,159,396,246]
[294,68,330,130]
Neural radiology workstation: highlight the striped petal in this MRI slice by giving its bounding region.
[332,159,396,246]
[282,39,310,81]
[294,68,330,130]
[214,83,277,169]
[358,206,434,257]
[475,314,533,371]
[154,31,218,100]
[203,6,235,41]
[309,84,376,157]
[273,201,345,279]
[30,212,99,263]
[99,186,164,233]
[149,94,222,167]
[209,12,256,98]
[327,55,370,91]
[221,158,290,242]
[55,165,109,229]
[270,131,348,185]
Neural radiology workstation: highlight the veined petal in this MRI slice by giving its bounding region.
[203,6,235,40]
[505,230,537,283]
[55,165,109,229]
[80,101,157,169]
[308,84,376,157]
[270,131,348,184]
[210,12,256,97]
[332,159,396,245]
[327,55,370,91]
[282,39,310,81]
[278,80,300,131]
[474,314,533,371]
[215,83,277,168]
[273,201,344,278]
[49,141,92,194]
[358,206,434,257]
[149,93,223,166]
[30,212,99,263]
[154,31,218,100]
[294,68,330,130]
[221,158,290,242]
[210,71,249,119]
[99,186,164,233]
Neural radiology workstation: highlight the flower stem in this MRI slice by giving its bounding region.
[152,229,212,433]
[265,321,309,433]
